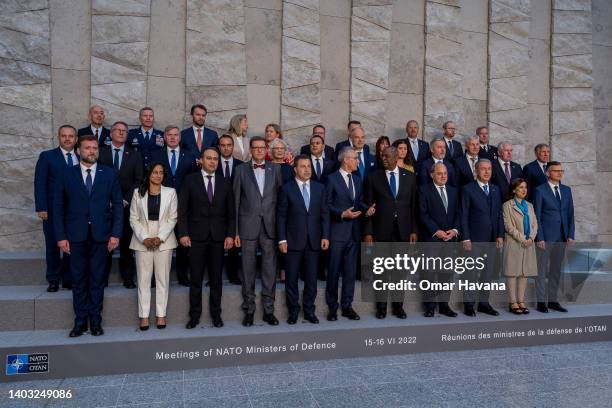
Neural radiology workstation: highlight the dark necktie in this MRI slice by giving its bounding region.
[95,128,99,141]
[448,140,453,155]
[347,174,355,200]
[253,164,265,170]
[206,175,213,203]
[224,160,230,179]
[144,130,150,143]
[389,171,397,199]
[315,158,322,178]
[440,186,448,213]
[85,169,93,195]
[483,184,489,196]
[504,162,511,183]
[170,150,177,175]
[554,185,561,204]
[66,152,72,166]
[113,148,120,170]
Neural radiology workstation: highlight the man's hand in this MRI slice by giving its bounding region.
[224,237,234,250]
[445,230,457,240]
[522,238,533,248]
[179,236,191,247]
[537,240,545,250]
[143,238,155,249]
[366,204,376,217]
[462,240,472,251]
[434,230,447,240]
[107,237,119,252]
[234,235,241,247]
[152,237,161,248]
[341,207,362,219]
[321,239,329,250]
[409,233,418,244]
[37,211,48,220]
[279,242,288,254]
[58,240,70,254]
[566,238,575,247]
[495,237,503,249]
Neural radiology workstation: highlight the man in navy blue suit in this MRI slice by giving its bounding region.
[404,120,430,168]
[300,125,336,162]
[77,105,110,147]
[533,161,575,313]
[127,107,164,170]
[334,120,370,157]
[523,143,550,202]
[308,134,335,184]
[442,121,462,161]
[477,126,498,161]
[277,155,330,325]
[181,104,219,157]
[491,142,523,200]
[419,162,460,318]
[53,135,123,337]
[35,125,79,292]
[151,125,198,286]
[454,136,480,187]
[325,147,375,322]
[460,159,504,317]
[346,126,376,184]
[418,138,457,187]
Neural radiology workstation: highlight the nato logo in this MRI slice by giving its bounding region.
[6,353,49,375]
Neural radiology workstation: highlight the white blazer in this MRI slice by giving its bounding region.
[129,185,178,251]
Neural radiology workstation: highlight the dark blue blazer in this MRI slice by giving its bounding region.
[491,159,523,200]
[215,157,244,180]
[334,139,370,157]
[277,180,330,251]
[325,171,367,242]
[77,126,110,147]
[460,181,504,242]
[533,183,575,242]
[52,164,123,243]
[180,126,219,156]
[407,138,431,166]
[34,147,78,212]
[300,144,336,162]
[310,157,336,184]
[419,183,460,242]
[127,127,164,169]
[151,148,198,193]
[351,149,376,183]
[444,139,463,161]
[478,145,498,161]
[453,155,476,187]
[418,158,457,187]
[280,163,294,184]
[523,160,548,201]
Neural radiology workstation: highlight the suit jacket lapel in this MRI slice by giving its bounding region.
[292,180,308,212]
[142,192,149,222]
[246,162,261,197]
[74,166,90,197]
[263,163,273,196]
[90,166,104,196]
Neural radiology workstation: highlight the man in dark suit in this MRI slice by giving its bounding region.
[418,138,457,187]
[181,104,219,156]
[419,162,460,318]
[233,136,284,327]
[300,125,336,162]
[334,120,370,157]
[460,158,504,317]
[491,142,523,200]
[454,136,480,187]
[216,134,244,285]
[53,135,123,337]
[35,125,79,292]
[77,105,110,147]
[277,155,330,324]
[363,146,417,319]
[179,147,235,329]
[534,161,575,314]
[308,134,335,183]
[325,147,375,322]
[99,121,144,288]
[127,107,164,170]
[477,126,498,161]
[347,126,376,184]
[523,143,550,202]
[151,126,198,286]
[442,121,462,161]
[404,120,430,167]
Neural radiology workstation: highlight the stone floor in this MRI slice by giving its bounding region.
[1,340,612,407]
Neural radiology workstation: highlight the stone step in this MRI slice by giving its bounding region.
[1,274,611,332]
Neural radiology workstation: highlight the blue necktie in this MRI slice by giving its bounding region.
[170,150,177,175]
[66,152,72,166]
[554,185,561,204]
[302,183,310,211]
[113,148,120,170]
[144,130,150,143]
[358,152,365,178]
[315,158,322,178]
[347,174,355,201]
[85,169,93,195]
[483,184,489,196]
[389,171,397,199]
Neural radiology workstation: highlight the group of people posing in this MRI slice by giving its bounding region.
[34,104,575,337]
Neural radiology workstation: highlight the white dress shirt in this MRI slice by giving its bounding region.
[311,154,324,175]
[60,147,78,165]
[408,137,419,158]
[253,161,266,196]
[538,160,547,175]
[548,181,561,199]
[80,162,97,184]
[466,153,478,175]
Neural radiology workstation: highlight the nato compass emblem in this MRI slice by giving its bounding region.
[6,353,49,375]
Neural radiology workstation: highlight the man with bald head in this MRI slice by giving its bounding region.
[78,105,111,147]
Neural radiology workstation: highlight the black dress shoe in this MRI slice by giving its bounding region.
[341,308,360,320]
[90,326,104,336]
[123,280,136,289]
[229,278,242,285]
[392,307,407,319]
[186,319,199,329]
[287,315,298,325]
[242,313,254,327]
[61,282,72,290]
[424,309,435,317]
[327,311,338,321]
[47,282,59,292]
[69,324,87,337]
[464,307,476,317]
[212,316,224,328]
[439,307,458,317]
[375,309,387,319]
[178,280,190,287]
[548,302,568,313]
[477,304,499,316]
[537,302,549,313]
[304,314,319,324]
[263,313,279,326]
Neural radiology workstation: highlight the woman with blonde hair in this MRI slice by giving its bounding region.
[265,123,294,164]
[228,114,250,161]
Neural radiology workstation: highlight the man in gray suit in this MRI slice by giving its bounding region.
[233,136,284,327]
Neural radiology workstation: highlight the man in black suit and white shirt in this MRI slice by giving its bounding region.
[454,136,480,187]
[442,121,462,161]
[477,126,498,161]
[308,134,335,183]
[77,105,110,147]
[523,143,550,202]
[404,120,430,167]
[300,125,336,162]
[491,141,523,200]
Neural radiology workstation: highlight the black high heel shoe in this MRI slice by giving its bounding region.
[156,317,166,329]
[509,303,523,315]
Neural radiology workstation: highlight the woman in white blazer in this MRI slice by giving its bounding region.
[129,163,178,330]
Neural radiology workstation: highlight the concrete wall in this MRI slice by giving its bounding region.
[0,0,610,250]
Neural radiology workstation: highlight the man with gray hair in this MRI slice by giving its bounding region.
[523,143,550,202]
[454,135,481,186]
[417,138,457,187]
[491,141,523,200]
[77,105,110,146]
